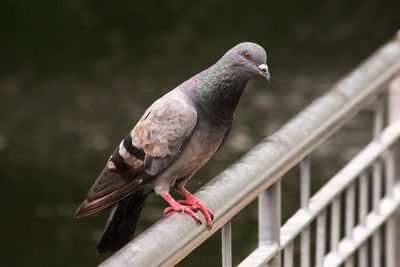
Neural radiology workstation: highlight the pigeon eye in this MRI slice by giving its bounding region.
[244,52,252,59]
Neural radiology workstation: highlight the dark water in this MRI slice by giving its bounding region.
[1,1,399,266]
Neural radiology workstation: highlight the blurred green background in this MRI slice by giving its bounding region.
[0,0,399,266]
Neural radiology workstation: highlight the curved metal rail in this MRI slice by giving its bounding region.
[101,32,400,267]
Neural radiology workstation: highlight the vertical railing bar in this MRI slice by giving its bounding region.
[373,95,384,140]
[372,94,384,211]
[300,226,310,267]
[385,218,395,267]
[345,183,355,239]
[345,256,354,267]
[300,156,311,210]
[300,156,311,267]
[372,160,382,212]
[358,171,368,267]
[385,75,400,267]
[344,183,355,265]
[372,159,383,267]
[358,243,368,267]
[372,95,384,212]
[315,210,326,267]
[359,171,368,226]
[388,75,400,267]
[221,220,232,267]
[259,180,281,266]
[384,148,395,198]
[372,94,384,214]
[384,148,395,267]
[330,197,340,252]
[344,182,355,265]
[372,230,382,267]
[372,96,384,267]
[284,242,294,267]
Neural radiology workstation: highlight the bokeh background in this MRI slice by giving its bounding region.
[1,0,399,266]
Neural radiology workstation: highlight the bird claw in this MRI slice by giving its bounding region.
[176,199,214,227]
[161,190,214,227]
[164,204,202,225]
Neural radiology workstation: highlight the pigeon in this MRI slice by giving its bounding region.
[75,42,270,253]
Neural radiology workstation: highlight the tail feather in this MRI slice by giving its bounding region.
[97,191,148,254]
[74,178,144,218]
[74,198,112,218]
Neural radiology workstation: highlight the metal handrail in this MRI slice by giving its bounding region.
[100,33,400,267]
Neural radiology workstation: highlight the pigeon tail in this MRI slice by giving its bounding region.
[97,191,149,254]
[74,177,145,218]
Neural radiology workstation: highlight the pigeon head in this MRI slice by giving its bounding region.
[222,42,270,81]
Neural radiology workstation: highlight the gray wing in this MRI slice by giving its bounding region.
[75,90,197,217]
[131,91,198,175]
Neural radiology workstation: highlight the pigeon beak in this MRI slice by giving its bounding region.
[258,64,271,81]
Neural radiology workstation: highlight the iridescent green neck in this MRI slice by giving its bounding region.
[191,58,250,120]
[194,58,232,102]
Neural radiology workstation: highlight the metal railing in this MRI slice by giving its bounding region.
[101,31,400,267]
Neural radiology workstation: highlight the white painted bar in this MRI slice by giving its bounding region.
[221,220,232,267]
[300,226,310,267]
[358,171,369,267]
[358,243,368,267]
[238,244,279,267]
[284,242,294,267]
[330,198,341,252]
[345,256,354,267]
[258,181,281,267]
[359,171,368,226]
[345,183,355,239]
[324,184,400,266]
[388,75,400,267]
[280,122,400,249]
[300,157,311,210]
[315,211,326,267]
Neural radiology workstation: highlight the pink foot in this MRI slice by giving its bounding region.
[177,198,214,228]
[161,193,202,225]
[173,186,214,228]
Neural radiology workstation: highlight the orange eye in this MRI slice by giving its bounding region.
[244,52,252,59]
